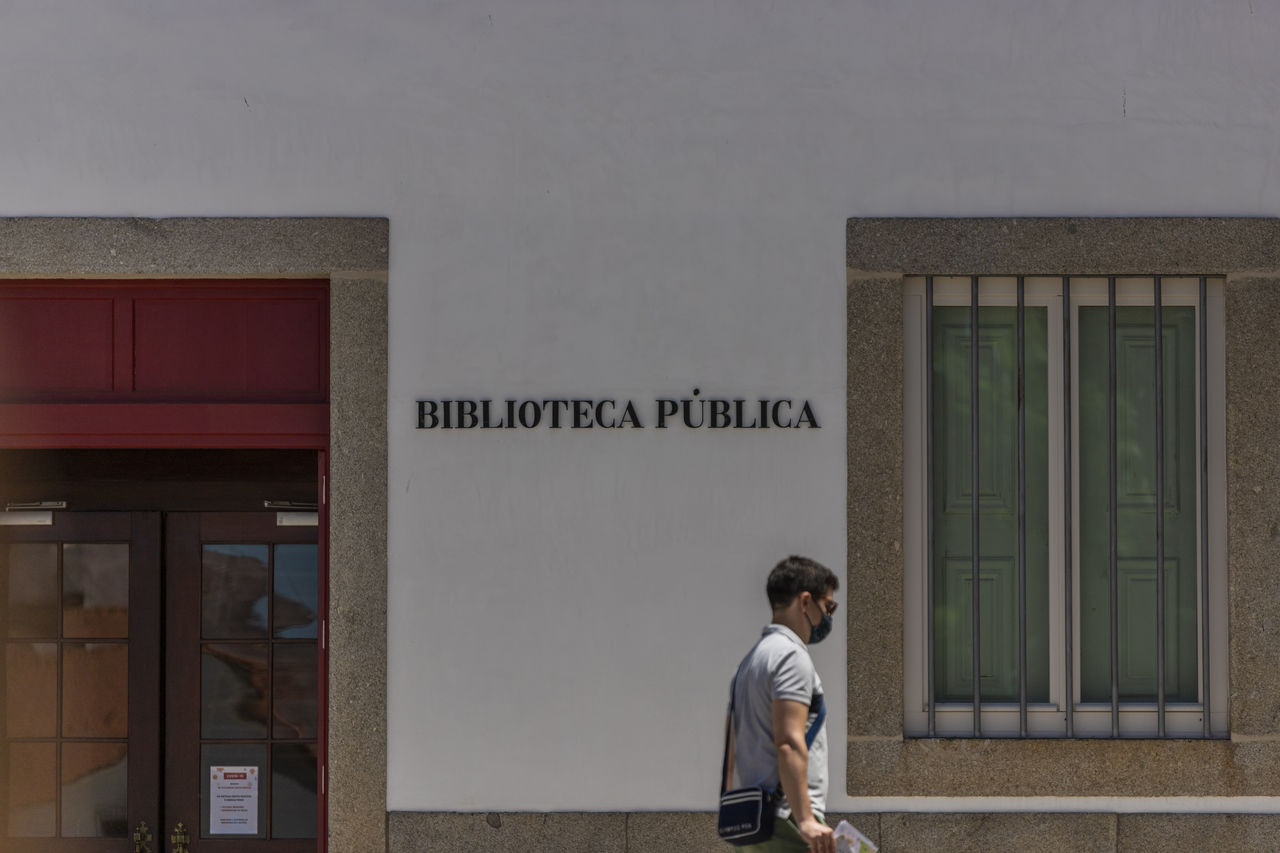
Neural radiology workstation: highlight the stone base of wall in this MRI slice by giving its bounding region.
[387,811,1280,852]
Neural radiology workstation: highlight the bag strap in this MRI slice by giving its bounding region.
[721,635,826,795]
[719,707,734,796]
[721,636,766,795]
[804,694,826,749]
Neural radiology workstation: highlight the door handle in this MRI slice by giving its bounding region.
[170,821,191,853]
[133,820,153,853]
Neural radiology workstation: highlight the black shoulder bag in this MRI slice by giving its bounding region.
[717,652,826,846]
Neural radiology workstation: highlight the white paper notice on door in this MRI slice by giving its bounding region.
[210,766,259,835]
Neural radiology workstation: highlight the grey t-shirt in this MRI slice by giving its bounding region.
[729,624,827,821]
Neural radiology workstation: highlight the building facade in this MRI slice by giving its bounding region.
[2,3,1280,852]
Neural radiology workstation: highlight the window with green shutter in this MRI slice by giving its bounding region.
[904,276,1226,739]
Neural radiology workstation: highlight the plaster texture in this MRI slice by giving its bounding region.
[846,273,906,738]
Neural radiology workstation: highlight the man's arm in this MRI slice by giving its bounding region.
[772,698,834,853]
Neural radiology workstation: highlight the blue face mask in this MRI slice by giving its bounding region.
[806,605,833,645]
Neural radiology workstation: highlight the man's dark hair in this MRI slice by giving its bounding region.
[766,555,838,609]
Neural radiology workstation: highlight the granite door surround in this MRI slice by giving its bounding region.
[0,217,389,852]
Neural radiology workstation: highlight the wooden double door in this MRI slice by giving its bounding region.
[0,510,320,851]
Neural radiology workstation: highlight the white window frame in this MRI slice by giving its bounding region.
[903,275,1228,738]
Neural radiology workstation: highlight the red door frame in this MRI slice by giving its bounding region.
[0,279,331,850]
[315,450,329,849]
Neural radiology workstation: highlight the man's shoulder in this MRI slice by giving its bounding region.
[753,627,813,671]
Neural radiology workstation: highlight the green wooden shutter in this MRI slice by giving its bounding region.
[931,306,1050,702]
[1079,306,1198,702]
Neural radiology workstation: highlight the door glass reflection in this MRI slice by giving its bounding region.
[63,643,128,738]
[272,645,317,739]
[202,643,269,738]
[203,545,269,639]
[5,642,57,738]
[198,532,319,841]
[6,543,58,637]
[271,743,317,839]
[7,742,55,837]
[63,543,129,638]
[61,743,127,837]
[273,544,317,639]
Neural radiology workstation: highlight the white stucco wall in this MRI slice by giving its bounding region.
[2,0,1279,812]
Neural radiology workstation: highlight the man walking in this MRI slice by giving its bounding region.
[724,556,839,853]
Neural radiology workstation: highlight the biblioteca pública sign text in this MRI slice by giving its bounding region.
[416,389,819,430]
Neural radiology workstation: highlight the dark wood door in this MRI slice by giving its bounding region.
[1,512,320,851]
[165,514,320,851]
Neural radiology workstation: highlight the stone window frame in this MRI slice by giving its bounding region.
[0,218,389,850]
[847,218,1280,797]
[900,273,1228,739]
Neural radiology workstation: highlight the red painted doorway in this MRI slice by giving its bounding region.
[0,280,331,852]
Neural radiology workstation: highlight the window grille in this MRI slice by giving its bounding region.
[910,275,1223,739]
